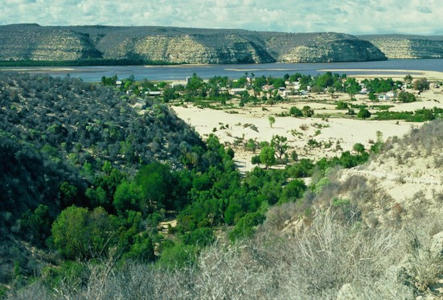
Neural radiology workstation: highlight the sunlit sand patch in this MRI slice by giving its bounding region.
[225,68,299,72]
[143,64,210,68]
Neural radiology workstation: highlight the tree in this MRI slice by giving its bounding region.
[271,135,289,160]
[259,146,275,168]
[135,163,177,211]
[404,74,413,84]
[251,155,261,165]
[291,150,298,162]
[186,73,205,96]
[113,181,144,213]
[268,116,276,128]
[357,108,371,119]
[413,78,430,92]
[344,78,361,99]
[368,91,377,101]
[328,87,335,99]
[20,204,52,246]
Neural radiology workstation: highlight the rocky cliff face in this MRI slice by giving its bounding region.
[0,24,101,61]
[262,32,386,62]
[100,33,274,64]
[361,35,443,59]
[0,24,387,64]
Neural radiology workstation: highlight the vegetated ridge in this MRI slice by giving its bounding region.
[0,72,202,222]
[0,24,386,65]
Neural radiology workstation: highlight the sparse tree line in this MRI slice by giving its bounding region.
[103,72,432,109]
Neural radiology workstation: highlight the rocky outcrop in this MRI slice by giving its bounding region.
[0,24,387,64]
[361,35,443,59]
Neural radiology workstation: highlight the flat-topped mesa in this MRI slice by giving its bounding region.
[0,24,386,64]
[360,34,443,59]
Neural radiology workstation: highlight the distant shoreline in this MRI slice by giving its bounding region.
[2,57,443,68]
[0,59,182,67]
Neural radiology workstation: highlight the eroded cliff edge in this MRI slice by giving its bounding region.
[361,34,443,59]
[0,24,386,64]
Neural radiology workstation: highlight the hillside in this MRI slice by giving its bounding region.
[361,34,443,59]
[0,73,203,222]
[0,24,386,64]
[8,121,441,299]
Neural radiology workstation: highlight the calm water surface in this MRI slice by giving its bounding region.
[1,59,442,82]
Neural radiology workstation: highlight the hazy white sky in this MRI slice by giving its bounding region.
[2,0,442,35]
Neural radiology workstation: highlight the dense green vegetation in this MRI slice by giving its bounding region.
[362,77,402,93]
[374,107,443,122]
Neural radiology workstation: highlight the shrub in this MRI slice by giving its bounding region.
[287,159,314,178]
[158,243,198,268]
[251,155,261,165]
[122,233,155,262]
[335,101,348,110]
[289,106,303,117]
[353,143,365,154]
[357,108,371,119]
[279,179,307,204]
[51,206,117,259]
[228,212,266,241]
[19,204,52,247]
[182,227,215,247]
[397,91,416,103]
[302,106,314,117]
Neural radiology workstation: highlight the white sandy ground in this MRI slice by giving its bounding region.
[172,105,419,172]
[340,142,443,220]
[171,71,443,172]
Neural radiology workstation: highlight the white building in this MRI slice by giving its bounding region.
[229,88,247,95]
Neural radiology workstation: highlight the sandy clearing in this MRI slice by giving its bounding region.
[172,105,420,172]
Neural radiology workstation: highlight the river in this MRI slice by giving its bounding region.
[1,59,442,82]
